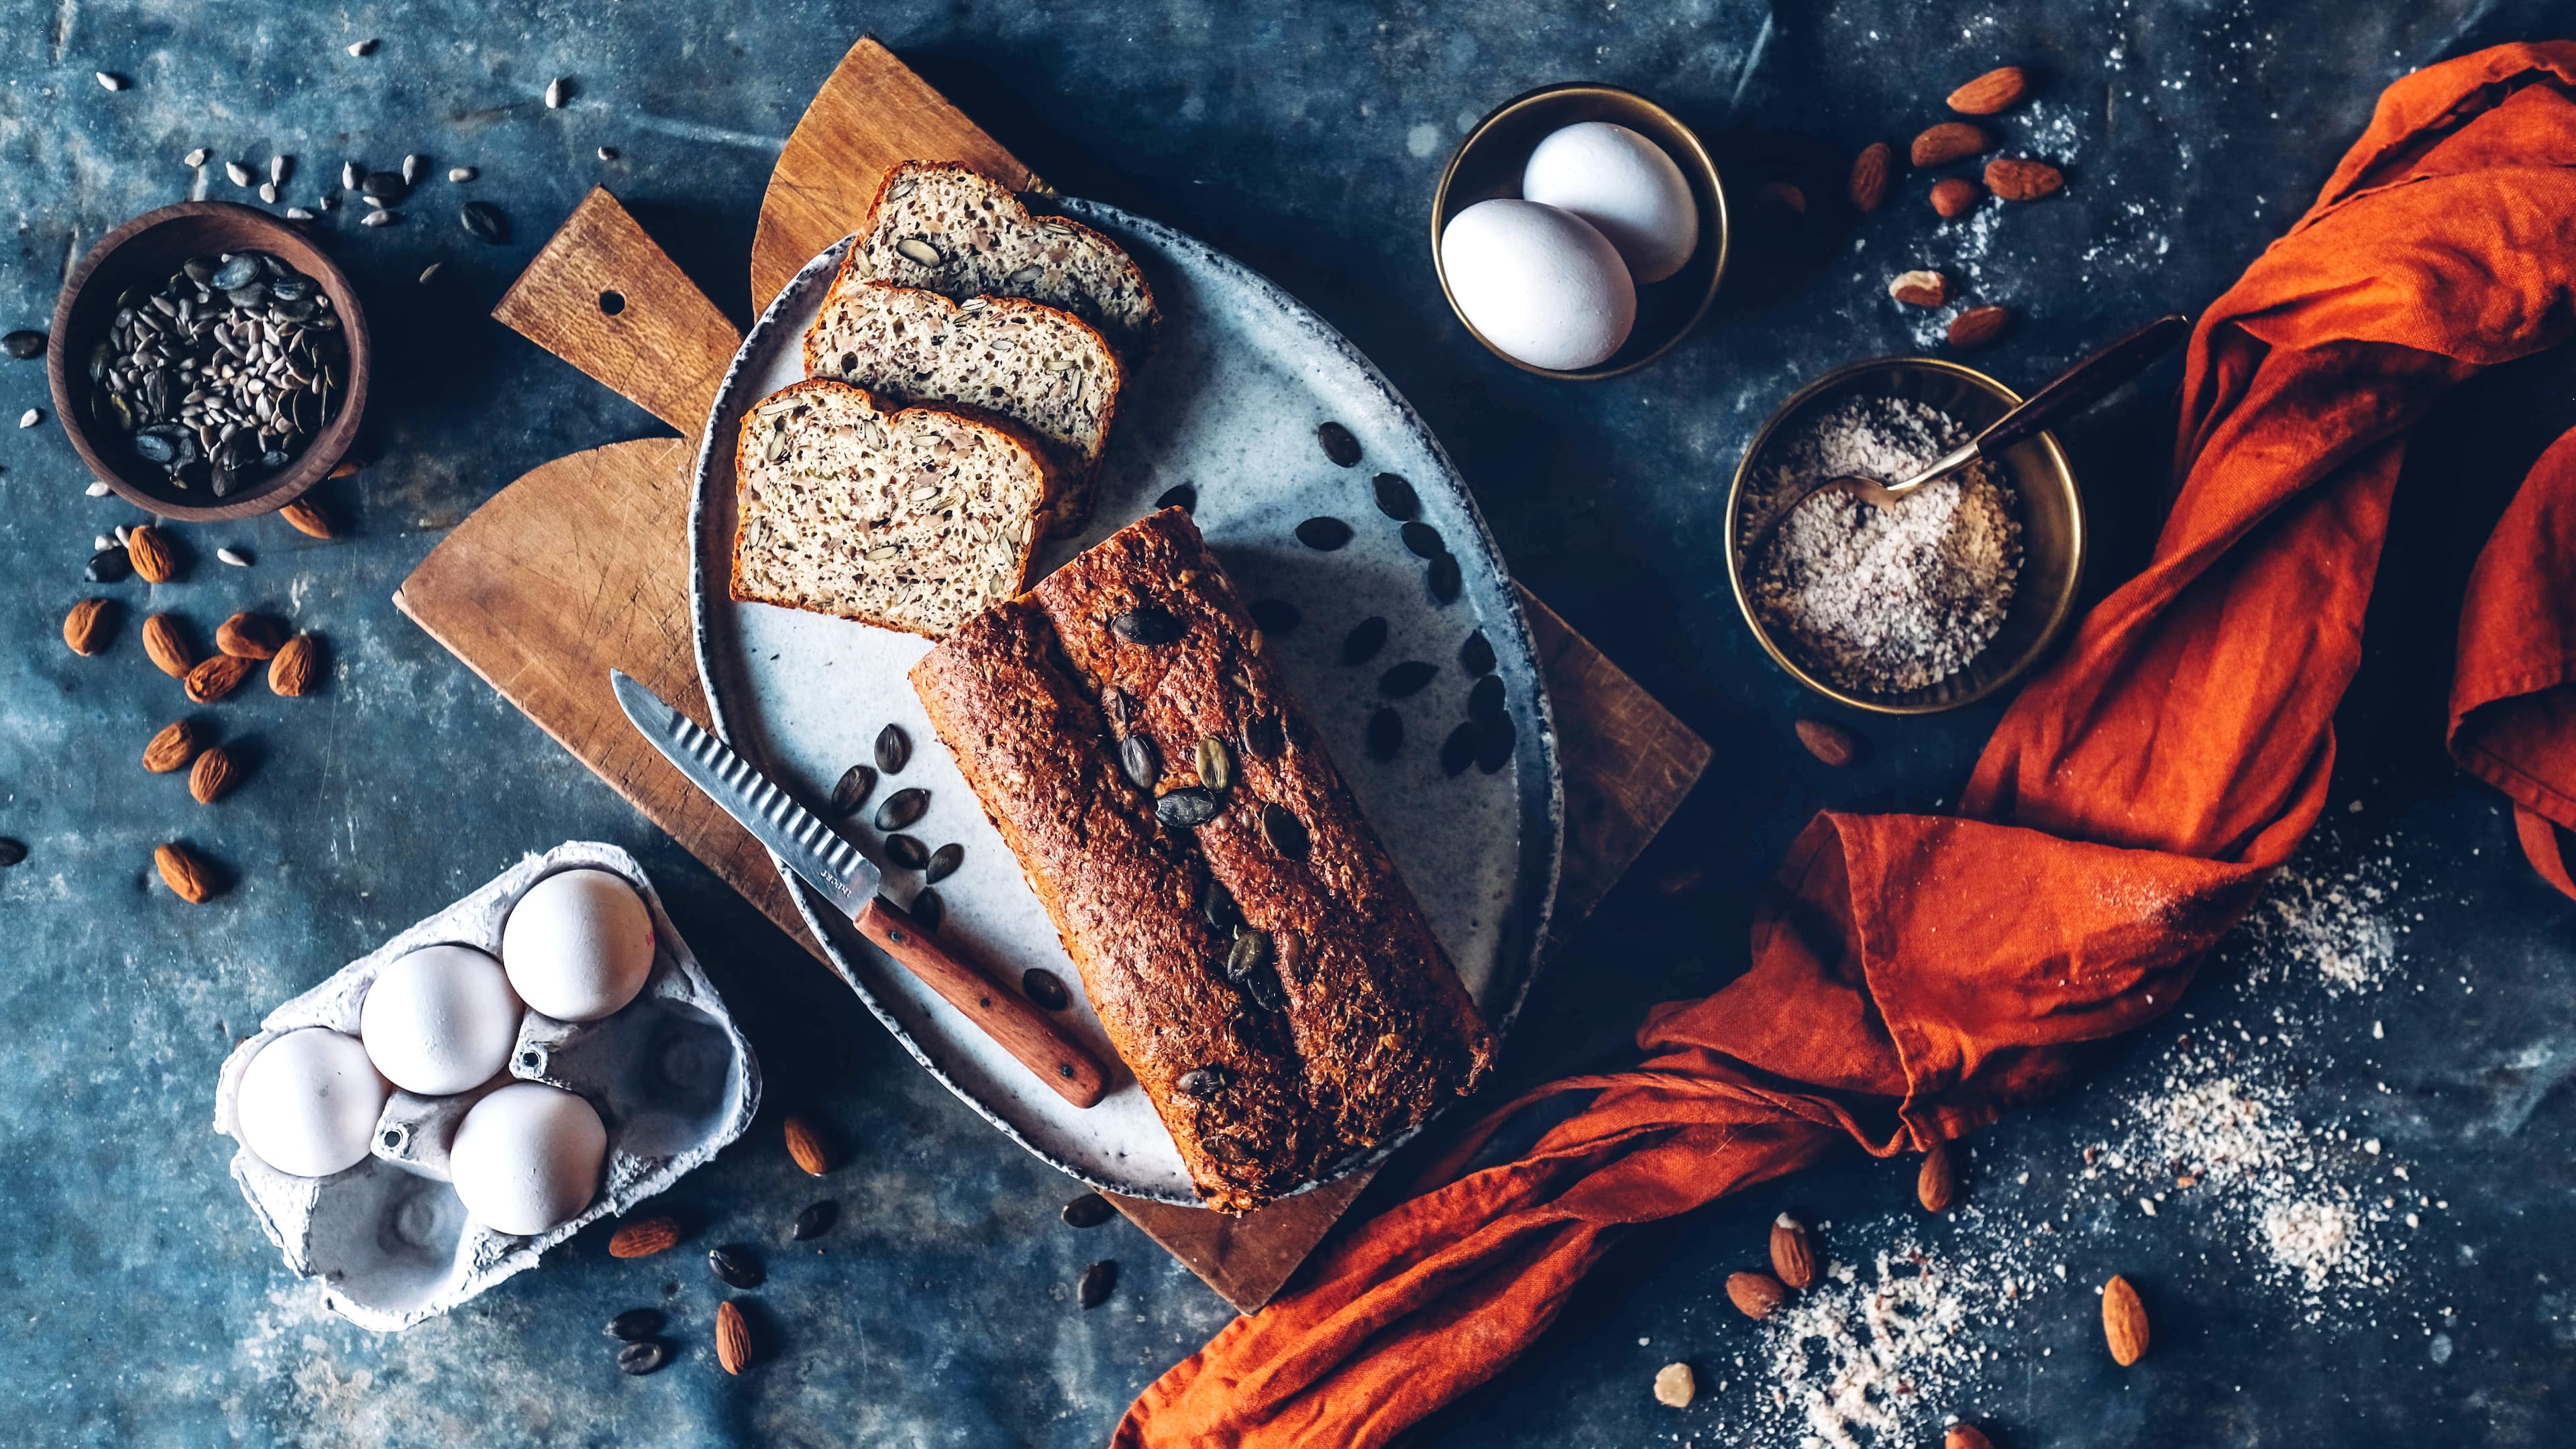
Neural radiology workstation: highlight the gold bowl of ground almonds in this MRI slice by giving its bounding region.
[1725,358,2085,714]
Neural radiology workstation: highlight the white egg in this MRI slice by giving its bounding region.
[1519,121,1701,284]
[235,1029,389,1178]
[500,868,655,1022]
[360,944,524,1095]
[1440,199,1636,372]
[448,1081,607,1236]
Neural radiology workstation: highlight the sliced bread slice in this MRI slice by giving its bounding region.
[804,279,1122,537]
[730,378,1059,638]
[853,161,1160,360]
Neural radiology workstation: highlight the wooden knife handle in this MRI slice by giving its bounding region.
[852,896,1110,1109]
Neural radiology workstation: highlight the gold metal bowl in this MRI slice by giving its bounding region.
[1431,83,1728,382]
[1725,358,2086,714]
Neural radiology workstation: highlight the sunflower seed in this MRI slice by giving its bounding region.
[1240,713,1285,759]
[1400,521,1445,560]
[597,145,619,162]
[1428,551,1463,604]
[19,407,41,428]
[417,262,443,284]
[91,532,114,551]
[460,201,509,243]
[1468,674,1505,724]
[347,38,377,57]
[874,722,911,773]
[1340,616,1387,665]
[1365,707,1402,760]
[606,1308,664,1340]
[885,833,930,870]
[341,160,364,191]
[707,1245,763,1289]
[3,330,44,360]
[270,154,290,186]
[1110,605,1181,645]
[1155,786,1222,828]
[359,209,397,227]
[830,764,877,815]
[1061,1191,1112,1228]
[1155,481,1197,513]
[96,72,127,92]
[791,1200,839,1240]
[1316,421,1361,467]
[1175,1065,1228,1098]
[1024,968,1071,1012]
[1379,661,1437,698]
[284,207,314,221]
[225,161,254,186]
[1294,517,1353,551]
[1195,737,1232,792]
[1372,472,1419,520]
[1459,629,1495,676]
[216,547,252,567]
[183,147,210,168]
[86,480,112,496]
[614,1340,670,1376]
[896,237,943,266]
[874,787,929,831]
[545,76,570,109]
[910,887,943,930]
[1260,804,1309,859]
[1079,1260,1118,1308]
[1440,722,1479,777]
[402,154,424,185]
[258,182,277,204]
[448,166,476,182]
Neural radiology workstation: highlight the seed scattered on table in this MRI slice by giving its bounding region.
[417,262,443,285]
[183,146,209,168]
[448,166,476,182]
[1078,1259,1118,1308]
[341,160,365,191]
[1399,521,1444,560]
[224,160,253,186]
[924,842,963,883]
[874,722,911,773]
[598,146,619,162]
[1372,471,1418,520]
[1316,420,1360,467]
[885,833,929,871]
[1023,968,1070,1011]
[873,786,928,832]
[908,886,942,930]
[1427,551,1463,603]
[707,1245,763,1289]
[545,76,571,109]
[402,154,426,186]
[1294,516,1354,551]
[790,1200,838,1241]
[830,763,876,815]
[0,839,25,868]
[1155,480,1196,513]
[86,480,112,496]
[2,330,45,360]
[96,72,127,92]
[1061,1192,1112,1228]
[360,209,396,227]
[216,547,252,568]
[614,1338,670,1376]
[605,1307,664,1340]
[346,39,378,57]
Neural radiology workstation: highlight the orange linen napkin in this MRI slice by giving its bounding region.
[1115,42,2576,1448]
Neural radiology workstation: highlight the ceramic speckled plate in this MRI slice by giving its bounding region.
[689,202,1560,1205]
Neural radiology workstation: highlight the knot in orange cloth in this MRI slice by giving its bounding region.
[1116,42,2576,1449]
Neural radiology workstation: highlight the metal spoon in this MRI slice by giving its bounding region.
[1743,312,2193,564]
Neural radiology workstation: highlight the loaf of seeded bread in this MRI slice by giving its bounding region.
[804,279,1122,536]
[910,508,1493,1211]
[730,378,1059,638]
[853,161,1161,360]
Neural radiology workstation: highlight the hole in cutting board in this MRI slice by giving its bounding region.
[598,290,626,315]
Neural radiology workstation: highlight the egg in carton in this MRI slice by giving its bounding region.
[212,841,761,1332]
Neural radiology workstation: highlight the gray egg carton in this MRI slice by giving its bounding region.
[212,841,761,1332]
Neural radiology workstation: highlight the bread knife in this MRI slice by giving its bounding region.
[609,669,1109,1108]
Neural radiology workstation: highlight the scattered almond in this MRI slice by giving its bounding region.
[269,634,321,696]
[607,1216,682,1258]
[1947,305,2015,351]
[2102,1274,2150,1364]
[185,654,256,704]
[1726,1271,1788,1320]
[1794,718,1864,768]
[142,612,196,676]
[1918,1140,1959,1212]
[783,1114,833,1176]
[1847,142,1892,213]
[716,1299,753,1374]
[1755,180,1806,215]
[143,720,203,773]
[189,745,238,804]
[1947,65,2029,115]
[1652,1361,1696,1408]
[62,597,113,656]
[1985,157,2065,202]
[1946,1425,1998,1449]
[1930,176,1983,218]
[127,525,178,583]
[1889,270,1952,308]
[215,611,284,660]
[154,842,215,903]
[1769,1212,1816,1289]
[278,498,335,538]
[1910,121,1991,168]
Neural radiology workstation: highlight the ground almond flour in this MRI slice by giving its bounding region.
[1744,395,2022,695]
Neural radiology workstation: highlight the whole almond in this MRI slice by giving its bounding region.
[1847,141,1892,213]
[2102,1274,2150,1364]
[215,611,284,660]
[63,597,113,656]
[1918,1140,1959,1212]
[190,745,238,803]
[1947,305,2015,351]
[144,719,203,773]
[784,1114,833,1176]
[185,654,256,704]
[127,525,178,583]
[1946,1426,1998,1449]
[142,612,196,676]
[716,1299,753,1374]
[608,1216,682,1258]
[1947,65,2030,115]
[1985,157,2065,202]
[269,633,321,696]
[1888,270,1952,309]
[1794,718,1864,768]
[278,498,335,538]
[1769,1212,1817,1289]
[1726,1271,1787,1320]
[154,842,215,903]
[1652,1361,1695,1408]
[1911,121,1991,168]
[1929,176,1984,218]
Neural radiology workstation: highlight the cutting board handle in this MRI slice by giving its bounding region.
[492,187,743,437]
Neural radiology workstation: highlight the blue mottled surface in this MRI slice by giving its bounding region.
[1,2,2573,1444]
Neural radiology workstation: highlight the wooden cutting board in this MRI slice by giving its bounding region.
[395,38,1709,1313]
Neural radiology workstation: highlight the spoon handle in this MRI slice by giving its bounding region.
[1975,313,2192,458]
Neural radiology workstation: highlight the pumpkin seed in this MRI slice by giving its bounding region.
[615,1339,671,1376]
[1062,1191,1112,1228]
[1247,598,1299,633]
[1079,1260,1118,1308]
[1240,959,1288,1012]
[1195,737,1232,792]
[1155,786,1222,828]
[1379,661,1438,698]
[1101,687,1135,729]
[606,1307,664,1340]
[1155,481,1197,513]
[896,236,943,266]
[885,833,930,870]
[1240,713,1285,759]
[887,175,917,201]
[1110,604,1183,645]
[874,786,929,830]
[1468,674,1505,724]
[708,1245,763,1289]
[874,722,912,773]
[1340,616,1388,665]
[1440,722,1478,777]
[1023,968,1071,1012]
[361,170,406,201]
[85,547,132,582]
[1459,629,1496,676]
[1428,552,1463,604]
[910,887,943,929]
[1476,712,1516,773]
[924,842,963,883]
[1372,472,1419,520]
[1118,733,1160,790]
[1316,421,1361,467]
[1365,707,1402,761]
[0,839,23,868]
[2,330,45,360]
[1198,877,1242,932]
[1294,516,1354,551]
[1400,521,1446,560]
[791,1200,839,1241]
[1175,1065,1229,1097]
[460,201,509,243]
[1261,804,1309,859]
[1225,930,1273,981]
[1004,263,1042,286]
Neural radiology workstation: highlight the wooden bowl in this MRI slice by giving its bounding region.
[1723,358,2086,714]
[1431,83,1729,381]
[48,201,370,521]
